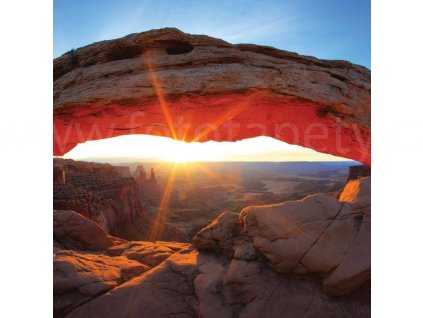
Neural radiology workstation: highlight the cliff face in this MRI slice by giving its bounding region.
[53,177,370,318]
[113,166,131,178]
[53,158,143,233]
[53,159,187,242]
[53,28,370,165]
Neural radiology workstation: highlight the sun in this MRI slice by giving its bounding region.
[158,140,213,163]
[62,134,352,163]
[162,151,197,163]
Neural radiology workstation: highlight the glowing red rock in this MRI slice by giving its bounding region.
[54,28,370,165]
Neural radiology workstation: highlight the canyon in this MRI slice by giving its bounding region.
[53,158,186,241]
[53,164,370,317]
[53,158,142,233]
[53,28,371,317]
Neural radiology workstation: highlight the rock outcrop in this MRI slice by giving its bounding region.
[53,209,190,318]
[66,249,369,318]
[53,159,186,242]
[54,210,115,251]
[134,165,163,206]
[149,168,157,183]
[54,248,149,317]
[53,28,370,165]
[134,165,147,183]
[54,178,370,317]
[194,177,371,298]
[113,165,131,178]
[53,158,143,233]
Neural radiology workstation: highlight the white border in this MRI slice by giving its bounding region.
[2,0,423,316]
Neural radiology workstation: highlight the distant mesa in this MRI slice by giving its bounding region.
[133,165,161,206]
[134,165,158,184]
[149,167,157,184]
[134,165,147,183]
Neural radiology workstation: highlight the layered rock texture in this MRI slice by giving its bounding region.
[53,28,370,165]
[134,165,163,206]
[193,176,370,298]
[53,158,187,242]
[53,158,143,233]
[53,210,189,317]
[54,177,370,318]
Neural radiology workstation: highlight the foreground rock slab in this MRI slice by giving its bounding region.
[54,210,115,251]
[55,178,370,317]
[53,248,148,317]
[53,209,190,317]
[66,249,369,318]
[193,177,371,297]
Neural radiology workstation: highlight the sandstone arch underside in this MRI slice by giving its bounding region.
[53,28,370,165]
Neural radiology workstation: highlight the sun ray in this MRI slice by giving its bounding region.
[144,52,177,140]
[191,95,255,142]
[180,163,195,191]
[190,161,234,192]
[147,163,177,241]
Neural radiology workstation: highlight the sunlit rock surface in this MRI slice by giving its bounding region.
[54,210,115,251]
[66,250,369,318]
[193,177,371,297]
[54,178,370,317]
[53,28,370,165]
[53,209,190,317]
[53,248,149,317]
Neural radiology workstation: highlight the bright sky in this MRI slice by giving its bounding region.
[54,0,368,163]
[63,135,351,163]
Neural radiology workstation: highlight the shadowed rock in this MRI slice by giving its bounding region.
[194,177,371,297]
[54,178,370,317]
[53,248,149,317]
[53,210,114,251]
[192,211,240,256]
[65,249,369,318]
[53,158,143,233]
[53,209,191,317]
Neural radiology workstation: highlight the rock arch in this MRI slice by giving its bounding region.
[54,28,370,165]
